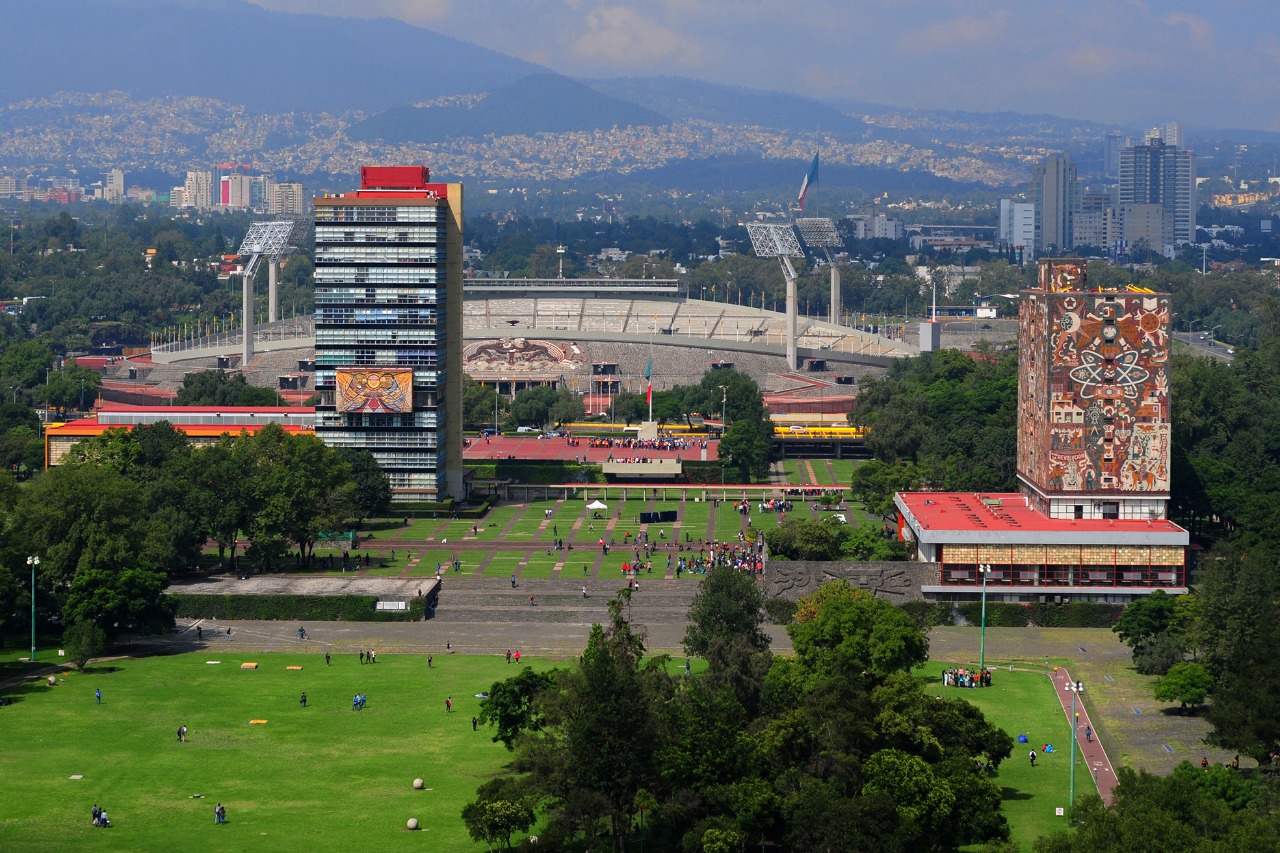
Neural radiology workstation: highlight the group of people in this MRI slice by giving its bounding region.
[943,667,992,689]
[358,649,377,664]
[352,693,369,711]
[90,804,111,828]
[590,436,696,451]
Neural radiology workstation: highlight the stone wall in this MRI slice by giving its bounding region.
[764,560,939,603]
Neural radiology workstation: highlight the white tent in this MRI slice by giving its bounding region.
[586,500,608,510]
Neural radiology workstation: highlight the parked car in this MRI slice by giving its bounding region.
[516,426,538,433]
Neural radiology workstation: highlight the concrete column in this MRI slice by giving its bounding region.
[268,256,279,323]
[786,275,799,370]
[829,264,841,324]
[242,272,254,365]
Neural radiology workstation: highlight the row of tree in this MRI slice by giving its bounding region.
[466,570,1012,851]
[0,421,389,645]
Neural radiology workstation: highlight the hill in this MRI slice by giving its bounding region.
[349,74,671,144]
[0,0,544,113]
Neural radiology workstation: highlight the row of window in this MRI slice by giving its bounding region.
[367,450,446,469]
[943,567,1182,586]
[316,332,439,348]
[387,471,440,489]
[314,432,440,450]
[315,359,440,377]
[316,308,438,324]
[315,269,444,286]
[316,206,445,224]
[316,246,442,263]
[316,226,443,243]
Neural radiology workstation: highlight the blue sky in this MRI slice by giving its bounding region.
[247,0,1280,129]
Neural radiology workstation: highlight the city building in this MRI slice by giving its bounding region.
[312,165,465,502]
[1074,192,1116,250]
[1031,154,1080,254]
[219,173,253,210]
[895,259,1188,602]
[182,170,214,211]
[105,169,125,204]
[269,181,306,216]
[844,213,904,240]
[1103,132,1125,176]
[1118,138,1196,250]
[45,404,314,467]
[998,199,1036,256]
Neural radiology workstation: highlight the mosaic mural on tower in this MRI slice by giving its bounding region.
[334,368,415,414]
[1017,264,1171,496]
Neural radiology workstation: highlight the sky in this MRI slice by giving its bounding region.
[243,0,1280,131]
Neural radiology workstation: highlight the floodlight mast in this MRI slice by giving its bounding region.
[796,218,842,324]
[747,222,805,370]
[236,221,295,365]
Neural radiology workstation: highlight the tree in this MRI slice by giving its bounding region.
[462,375,504,430]
[337,448,391,521]
[683,563,770,657]
[548,389,585,427]
[1113,589,1179,652]
[478,666,558,749]
[850,459,923,519]
[62,566,174,640]
[62,619,106,671]
[1154,662,1213,710]
[789,581,930,684]
[612,391,646,425]
[462,778,535,851]
[510,385,558,428]
[175,371,279,406]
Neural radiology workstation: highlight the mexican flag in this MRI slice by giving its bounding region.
[645,357,653,406]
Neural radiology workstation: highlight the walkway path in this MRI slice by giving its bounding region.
[1051,665,1119,806]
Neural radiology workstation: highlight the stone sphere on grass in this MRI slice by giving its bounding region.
[407,818,419,830]
[413,778,424,790]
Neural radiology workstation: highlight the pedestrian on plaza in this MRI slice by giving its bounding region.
[1029,750,1037,768]
[215,803,226,824]
[472,715,478,731]
[506,649,512,664]
[511,574,517,588]
[529,594,536,607]
[582,586,588,599]
[177,725,187,742]
[95,688,102,705]
[359,650,365,664]
[428,654,433,668]
[446,697,453,713]
[1085,725,1092,742]
[325,652,331,666]
[369,649,376,664]
[300,692,307,708]
[514,650,521,664]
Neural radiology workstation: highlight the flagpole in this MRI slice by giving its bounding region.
[647,326,654,423]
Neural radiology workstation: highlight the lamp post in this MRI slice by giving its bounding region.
[26,555,39,661]
[978,563,992,671]
[1066,679,1084,820]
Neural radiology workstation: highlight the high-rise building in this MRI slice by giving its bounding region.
[182,170,214,211]
[1074,192,1116,250]
[1031,154,1080,254]
[998,199,1036,255]
[1103,132,1125,176]
[312,166,465,502]
[219,174,253,210]
[105,169,125,204]
[269,182,306,216]
[1117,139,1196,249]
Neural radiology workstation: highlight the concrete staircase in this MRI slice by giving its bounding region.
[431,576,700,625]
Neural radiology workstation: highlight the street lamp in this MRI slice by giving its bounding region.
[1066,679,1084,820]
[978,563,992,671]
[26,555,39,661]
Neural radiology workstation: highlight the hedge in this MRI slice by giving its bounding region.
[900,600,956,630]
[465,460,606,485]
[763,597,798,625]
[169,594,426,622]
[955,601,1122,629]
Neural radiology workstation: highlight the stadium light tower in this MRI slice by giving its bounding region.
[796,217,842,324]
[236,221,295,365]
[747,222,805,370]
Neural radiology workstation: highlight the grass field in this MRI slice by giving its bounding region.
[0,651,551,852]
[913,666,1080,849]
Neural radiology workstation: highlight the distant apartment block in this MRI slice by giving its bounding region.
[1118,138,1196,250]
[998,199,1036,255]
[844,213,904,240]
[182,170,214,211]
[1074,192,1116,250]
[268,181,306,216]
[1031,154,1080,254]
[105,169,125,204]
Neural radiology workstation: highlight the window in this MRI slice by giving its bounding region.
[1101,502,1119,520]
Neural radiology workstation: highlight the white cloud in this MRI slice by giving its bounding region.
[569,5,709,68]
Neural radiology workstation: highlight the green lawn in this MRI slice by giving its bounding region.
[0,652,552,852]
[913,667,1082,849]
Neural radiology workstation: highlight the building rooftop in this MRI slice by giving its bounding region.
[895,491,1188,546]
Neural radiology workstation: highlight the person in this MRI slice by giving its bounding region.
[92,804,101,826]
[227,627,232,638]
[685,658,691,675]
[505,649,512,664]
[95,688,101,705]
[1084,725,1092,742]
[529,594,535,607]
[98,809,110,828]
[471,715,478,731]
[369,649,376,664]
[325,652,331,666]
[511,574,517,589]
[177,725,187,742]
[583,563,588,575]
[446,697,452,713]
[513,650,521,665]
[446,641,452,654]
[215,803,226,825]
[298,626,307,640]
[1029,750,1037,767]
[196,625,202,640]
[428,654,433,668]
[1201,756,1210,770]
[359,650,365,664]
[300,692,307,708]
[582,586,588,599]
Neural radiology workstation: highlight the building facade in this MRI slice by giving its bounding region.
[1118,139,1196,249]
[998,199,1036,255]
[895,259,1188,602]
[1031,154,1080,254]
[312,166,464,501]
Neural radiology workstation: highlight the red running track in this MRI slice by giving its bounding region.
[1051,666,1119,807]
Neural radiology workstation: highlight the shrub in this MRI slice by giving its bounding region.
[63,619,107,670]
[901,600,955,630]
[956,601,1031,627]
[169,594,425,622]
[763,597,798,625]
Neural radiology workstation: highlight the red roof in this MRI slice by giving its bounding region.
[897,491,1186,535]
[97,403,313,414]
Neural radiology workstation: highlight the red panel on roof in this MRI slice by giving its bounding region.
[360,166,430,190]
[897,491,1186,534]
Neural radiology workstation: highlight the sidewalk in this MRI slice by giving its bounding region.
[1051,665,1119,806]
